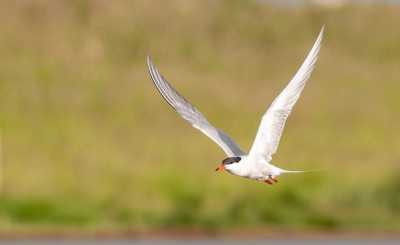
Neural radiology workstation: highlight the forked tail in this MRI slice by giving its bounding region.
[279,169,326,174]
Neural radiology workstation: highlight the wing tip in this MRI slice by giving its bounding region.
[147,55,153,67]
[317,25,324,44]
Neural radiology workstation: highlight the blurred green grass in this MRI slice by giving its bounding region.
[0,0,400,232]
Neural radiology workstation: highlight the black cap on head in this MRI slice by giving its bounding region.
[221,157,242,166]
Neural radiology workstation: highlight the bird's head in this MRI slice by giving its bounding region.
[215,157,242,171]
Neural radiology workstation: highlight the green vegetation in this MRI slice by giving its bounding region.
[0,0,400,233]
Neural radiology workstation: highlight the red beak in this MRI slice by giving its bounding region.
[215,165,227,171]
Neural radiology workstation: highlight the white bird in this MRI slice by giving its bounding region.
[147,26,324,185]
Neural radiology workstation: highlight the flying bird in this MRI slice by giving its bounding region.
[147,26,324,185]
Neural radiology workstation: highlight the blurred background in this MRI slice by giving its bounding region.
[0,0,399,238]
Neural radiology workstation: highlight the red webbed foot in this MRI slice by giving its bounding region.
[264,180,273,185]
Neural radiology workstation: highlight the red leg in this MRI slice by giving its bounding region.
[264,180,273,185]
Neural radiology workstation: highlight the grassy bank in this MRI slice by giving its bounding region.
[0,0,399,232]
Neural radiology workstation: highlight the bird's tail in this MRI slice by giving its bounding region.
[279,169,326,174]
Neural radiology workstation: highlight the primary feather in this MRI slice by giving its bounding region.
[147,56,246,157]
[248,26,324,162]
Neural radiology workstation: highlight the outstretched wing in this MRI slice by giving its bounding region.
[248,26,324,162]
[147,56,246,157]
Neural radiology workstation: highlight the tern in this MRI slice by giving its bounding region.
[147,26,324,185]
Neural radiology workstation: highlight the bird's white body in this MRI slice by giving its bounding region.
[147,26,325,184]
[223,155,278,181]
